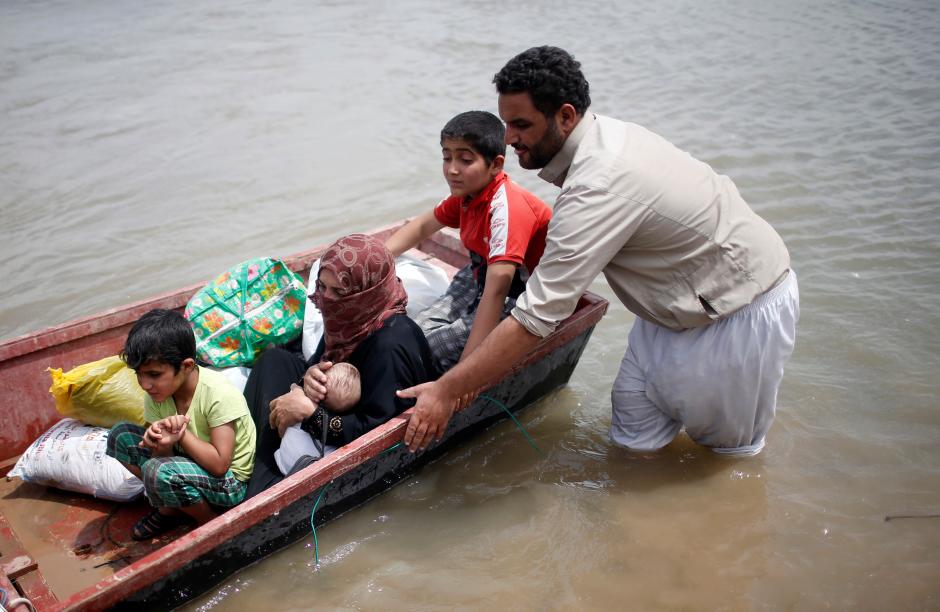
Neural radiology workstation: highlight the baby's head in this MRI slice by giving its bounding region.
[321,362,361,413]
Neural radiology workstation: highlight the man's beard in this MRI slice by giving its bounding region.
[520,118,566,169]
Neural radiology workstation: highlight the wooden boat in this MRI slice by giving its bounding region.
[0,222,608,611]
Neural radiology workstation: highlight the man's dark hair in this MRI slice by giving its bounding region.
[493,46,591,116]
[122,309,196,372]
[440,110,506,164]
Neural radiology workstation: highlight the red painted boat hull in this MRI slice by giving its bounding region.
[0,223,608,610]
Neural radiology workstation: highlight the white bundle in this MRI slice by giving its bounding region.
[8,418,143,502]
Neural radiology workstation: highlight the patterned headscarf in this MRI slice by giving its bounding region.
[311,233,408,362]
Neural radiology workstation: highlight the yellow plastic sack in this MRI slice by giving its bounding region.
[48,355,146,427]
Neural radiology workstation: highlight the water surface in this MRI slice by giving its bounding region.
[1,1,939,609]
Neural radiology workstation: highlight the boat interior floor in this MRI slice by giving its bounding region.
[0,475,193,602]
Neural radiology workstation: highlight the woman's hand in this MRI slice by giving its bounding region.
[302,361,333,404]
[269,384,317,437]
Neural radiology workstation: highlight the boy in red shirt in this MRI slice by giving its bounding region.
[386,110,552,375]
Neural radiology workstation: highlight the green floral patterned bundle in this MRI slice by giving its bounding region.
[185,257,307,367]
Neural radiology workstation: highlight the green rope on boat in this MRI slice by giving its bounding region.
[308,393,541,565]
[479,393,544,455]
[309,485,328,566]
[308,441,403,565]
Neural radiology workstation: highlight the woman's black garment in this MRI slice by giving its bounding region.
[244,314,434,497]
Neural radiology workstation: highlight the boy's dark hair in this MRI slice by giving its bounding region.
[122,309,196,372]
[440,111,506,164]
[493,46,591,117]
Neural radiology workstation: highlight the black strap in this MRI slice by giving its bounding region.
[314,406,329,458]
[300,405,331,460]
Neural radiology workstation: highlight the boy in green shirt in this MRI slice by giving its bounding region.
[106,309,256,540]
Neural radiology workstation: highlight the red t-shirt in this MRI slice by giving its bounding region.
[433,171,552,281]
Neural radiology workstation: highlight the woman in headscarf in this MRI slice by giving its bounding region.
[243,234,434,496]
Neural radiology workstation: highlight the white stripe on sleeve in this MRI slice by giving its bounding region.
[487,184,509,259]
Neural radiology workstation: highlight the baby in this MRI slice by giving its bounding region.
[274,362,360,475]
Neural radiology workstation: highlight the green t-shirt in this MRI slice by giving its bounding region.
[144,366,256,482]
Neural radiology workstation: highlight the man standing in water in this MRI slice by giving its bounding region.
[402,46,799,456]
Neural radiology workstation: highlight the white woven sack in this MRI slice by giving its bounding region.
[396,253,451,317]
[301,258,325,362]
[8,418,143,502]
